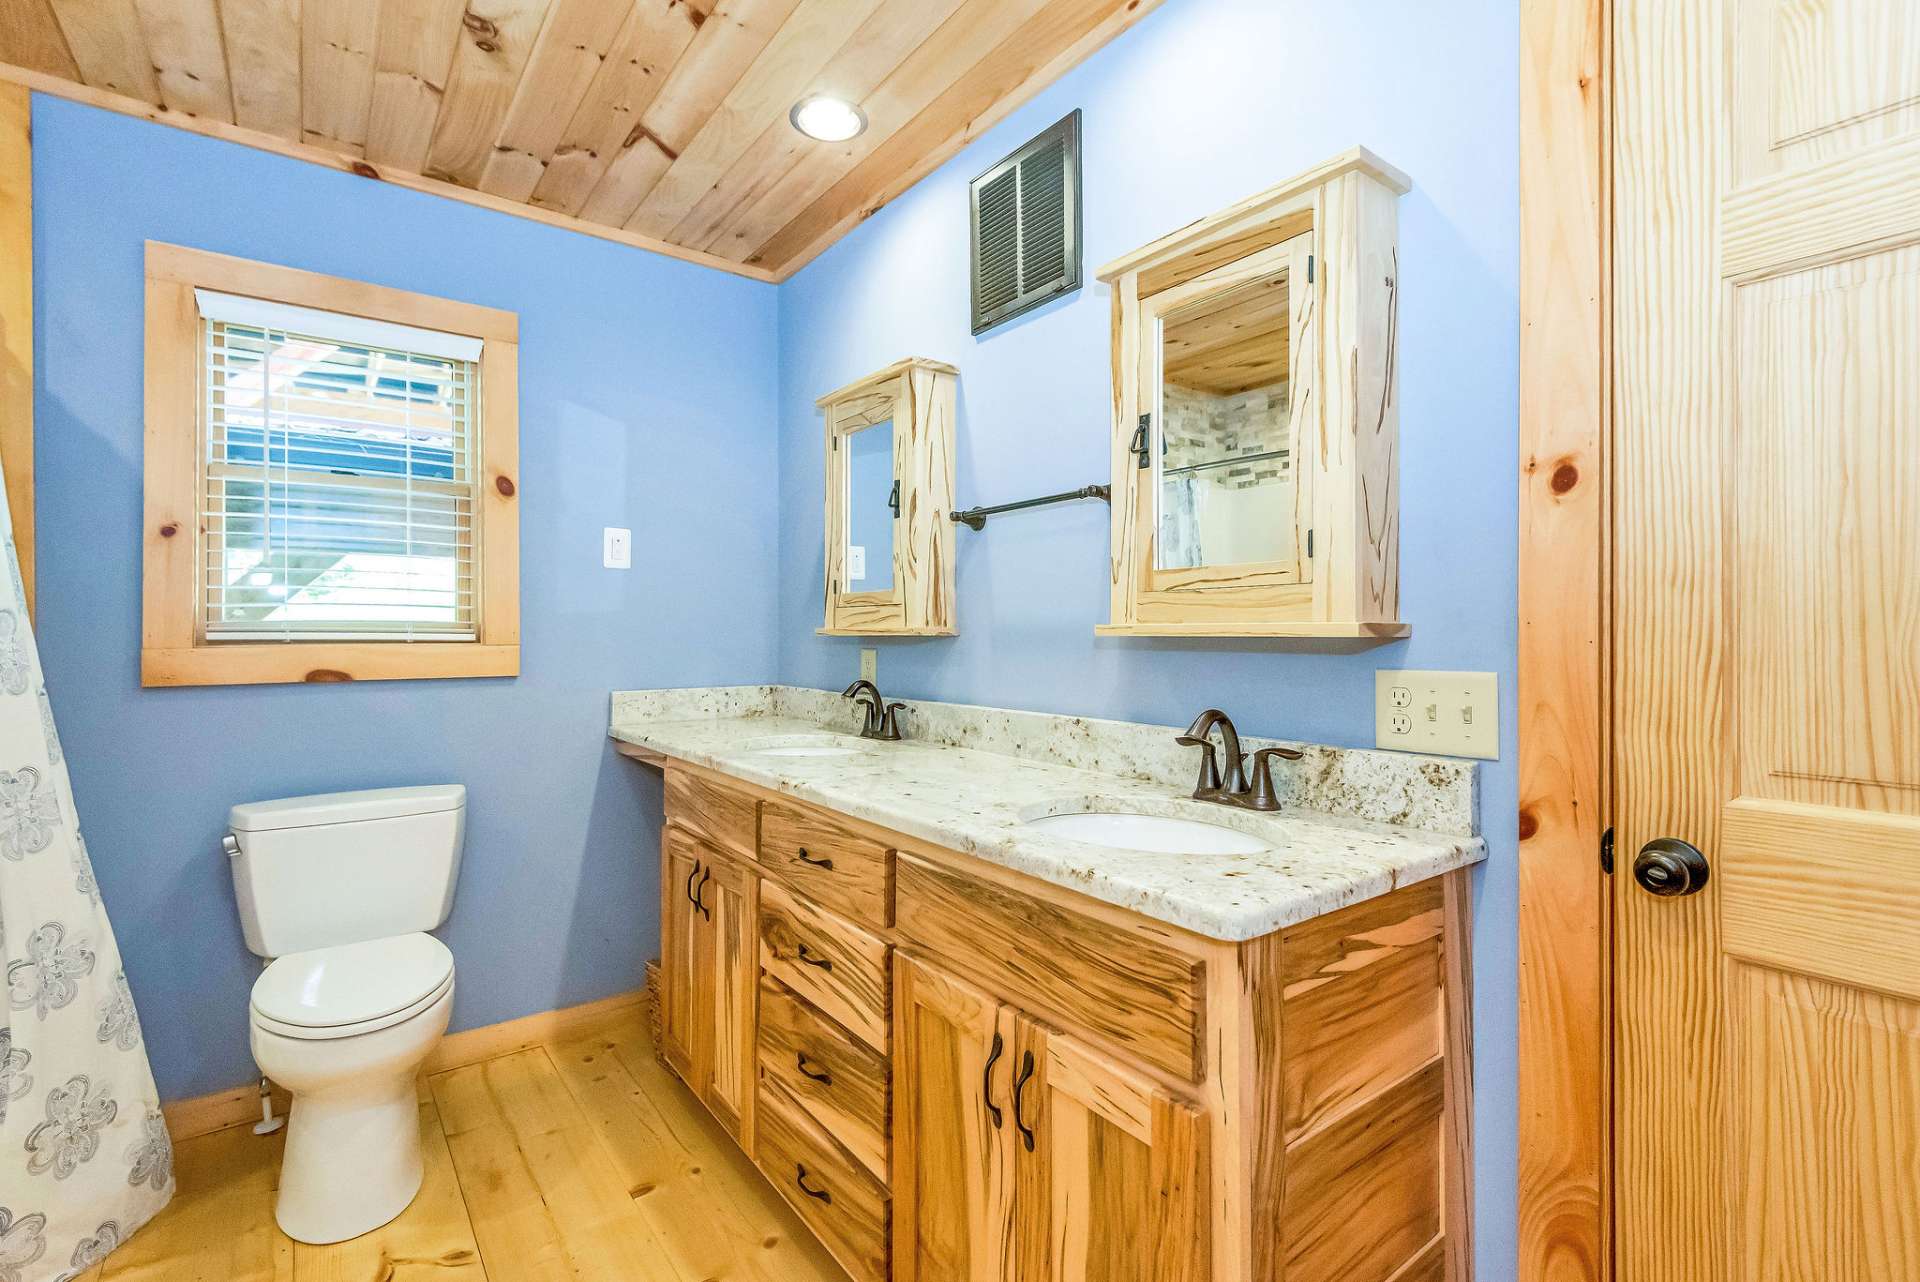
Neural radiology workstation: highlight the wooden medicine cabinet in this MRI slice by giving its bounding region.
[818,358,958,635]
[1100,147,1411,638]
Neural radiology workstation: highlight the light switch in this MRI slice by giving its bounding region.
[848,545,867,580]
[1375,670,1498,759]
[602,527,631,570]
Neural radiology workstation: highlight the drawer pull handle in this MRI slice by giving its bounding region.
[796,943,833,971]
[796,1052,833,1085]
[795,1164,832,1204]
[982,1030,1004,1129]
[1013,1049,1037,1153]
[796,846,835,870]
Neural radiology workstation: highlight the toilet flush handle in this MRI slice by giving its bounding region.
[221,833,241,858]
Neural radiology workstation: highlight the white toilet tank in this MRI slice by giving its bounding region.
[228,785,466,958]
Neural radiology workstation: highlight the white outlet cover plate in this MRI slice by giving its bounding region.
[1375,670,1499,759]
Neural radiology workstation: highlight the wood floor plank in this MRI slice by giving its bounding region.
[98,1122,293,1282]
[548,1013,850,1281]
[431,1047,684,1281]
[293,1100,486,1282]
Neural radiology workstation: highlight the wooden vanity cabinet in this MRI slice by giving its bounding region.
[653,761,1472,1282]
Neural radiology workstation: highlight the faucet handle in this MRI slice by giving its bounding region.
[1245,747,1304,812]
[879,702,907,741]
[1176,738,1222,797]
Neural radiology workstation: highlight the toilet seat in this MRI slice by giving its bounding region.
[251,933,455,1042]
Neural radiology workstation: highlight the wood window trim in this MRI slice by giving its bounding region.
[141,242,521,687]
[1517,1,1611,1280]
[0,83,30,617]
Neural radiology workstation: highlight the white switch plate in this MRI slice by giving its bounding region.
[859,648,877,683]
[848,545,867,580]
[1375,670,1499,759]
[602,527,631,569]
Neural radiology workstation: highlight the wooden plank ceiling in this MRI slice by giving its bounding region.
[0,0,1161,281]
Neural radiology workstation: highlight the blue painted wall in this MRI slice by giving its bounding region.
[774,0,1519,1275]
[30,94,781,1102]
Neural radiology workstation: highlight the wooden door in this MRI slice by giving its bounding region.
[1008,1018,1208,1282]
[892,954,1017,1282]
[660,826,707,1082]
[1614,2,1920,1278]
[701,849,759,1144]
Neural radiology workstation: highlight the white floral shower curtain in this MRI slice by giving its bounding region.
[0,466,173,1281]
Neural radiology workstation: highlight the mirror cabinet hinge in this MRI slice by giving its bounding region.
[1601,826,1615,874]
[1308,254,1316,284]
[1307,529,1314,558]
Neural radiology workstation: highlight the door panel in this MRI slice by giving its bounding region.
[660,827,705,1081]
[892,954,1017,1282]
[1615,1,1920,1278]
[703,849,758,1143]
[1012,1019,1208,1282]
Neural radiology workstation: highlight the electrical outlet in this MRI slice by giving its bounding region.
[860,648,877,683]
[602,527,631,570]
[1375,670,1498,759]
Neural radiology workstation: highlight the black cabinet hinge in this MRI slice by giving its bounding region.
[1308,254,1316,285]
[1600,826,1615,874]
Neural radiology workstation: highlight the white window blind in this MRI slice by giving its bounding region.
[197,292,483,643]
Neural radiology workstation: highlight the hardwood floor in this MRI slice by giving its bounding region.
[83,1009,850,1281]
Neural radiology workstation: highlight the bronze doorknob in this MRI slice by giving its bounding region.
[1632,838,1710,897]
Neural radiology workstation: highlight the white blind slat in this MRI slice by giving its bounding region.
[200,312,483,644]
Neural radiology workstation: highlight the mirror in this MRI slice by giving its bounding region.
[1155,269,1296,571]
[845,419,897,593]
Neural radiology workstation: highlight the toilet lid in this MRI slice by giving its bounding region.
[252,933,454,1031]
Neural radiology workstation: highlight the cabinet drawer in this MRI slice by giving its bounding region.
[756,1080,890,1282]
[665,767,757,860]
[760,879,891,1052]
[758,977,890,1183]
[759,800,892,929]
[895,852,1207,1081]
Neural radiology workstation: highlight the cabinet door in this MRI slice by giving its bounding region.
[660,826,708,1082]
[701,849,758,1144]
[893,955,1018,1282]
[1011,1018,1209,1282]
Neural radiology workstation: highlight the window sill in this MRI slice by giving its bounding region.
[140,643,520,687]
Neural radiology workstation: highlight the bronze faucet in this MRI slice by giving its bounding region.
[1175,709,1302,812]
[842,680,906,741]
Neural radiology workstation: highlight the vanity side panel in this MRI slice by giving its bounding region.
[1281,1059,1443,1282]
[1279,879,1445,1140]
[894,852,1207,1082]
[1246,878,1454,1282]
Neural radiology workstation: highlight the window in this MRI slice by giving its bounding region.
[143,244,519,686]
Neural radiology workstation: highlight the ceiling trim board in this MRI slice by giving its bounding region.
[0,60,781,283]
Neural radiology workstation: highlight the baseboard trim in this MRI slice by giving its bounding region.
[162,987,647,1142]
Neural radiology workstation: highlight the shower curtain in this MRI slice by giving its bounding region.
[0,467,173,1281]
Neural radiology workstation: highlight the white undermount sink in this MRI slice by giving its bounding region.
[1022,810,1269,855]
[741,734,868,758]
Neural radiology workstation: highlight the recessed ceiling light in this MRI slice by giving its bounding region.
[789,95,867,142]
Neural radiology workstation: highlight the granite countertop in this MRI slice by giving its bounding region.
[608,692,1485,943]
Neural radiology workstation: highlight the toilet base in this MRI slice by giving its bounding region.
[249,979,454,1245]
[275,1074,424,1244]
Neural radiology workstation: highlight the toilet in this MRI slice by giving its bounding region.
[227,784,466,1245]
